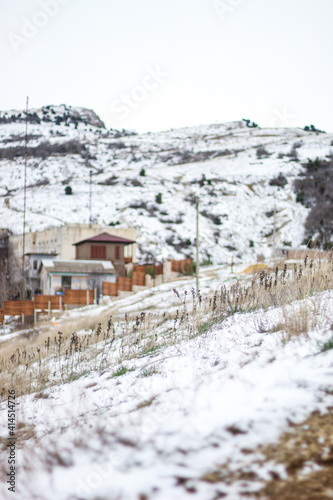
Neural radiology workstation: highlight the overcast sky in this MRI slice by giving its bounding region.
[1,0,332,132]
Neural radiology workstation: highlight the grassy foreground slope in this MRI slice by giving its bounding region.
[0,258,332,499]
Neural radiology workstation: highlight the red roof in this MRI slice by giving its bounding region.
[73,232,135,246]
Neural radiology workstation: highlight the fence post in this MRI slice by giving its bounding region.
[86,289,89,306]
[34,308,37,326]
[48,301,51,319]
[59,296,62,311]
[22,313,24,326]
[94,288,97,305]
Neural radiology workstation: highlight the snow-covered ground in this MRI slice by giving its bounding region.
[1,105,332,263]
[0,271,332,500]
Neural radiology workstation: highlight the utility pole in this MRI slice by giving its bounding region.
[89,169,92,226]
[272,200,276,258]
[196,197,199,292]
[22,96,29,299]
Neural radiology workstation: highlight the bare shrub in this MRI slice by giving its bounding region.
[256,146,270,159]
[98,176,118,186]
[294,157,333,246]
[269,174,288,188]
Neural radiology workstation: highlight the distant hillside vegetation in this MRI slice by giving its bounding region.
[294,157,333,249]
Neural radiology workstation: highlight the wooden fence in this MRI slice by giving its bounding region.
[133,264,163,275]
[117,277,132,292]
[102,259,194,298]
[64,289,94,306]
[3,292,90,318]
[102,282,118,296]
[0,289,95,325]
[154,263,163,275]
[4,301,35,316]
[170,258,193,273]
[103,274,145,295]
[132,272,146,286]
[34,295,62,311]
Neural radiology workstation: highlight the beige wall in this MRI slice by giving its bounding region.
[10,224,137,262]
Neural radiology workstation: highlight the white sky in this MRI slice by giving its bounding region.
[1,0,332,132]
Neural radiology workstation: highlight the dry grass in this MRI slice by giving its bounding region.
[0,255,332,401]
[269,288,331,340]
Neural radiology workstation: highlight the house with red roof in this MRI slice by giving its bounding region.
[73,232,136,276]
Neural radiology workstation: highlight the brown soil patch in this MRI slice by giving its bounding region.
[256,407,333,500]
[195,407,333,499]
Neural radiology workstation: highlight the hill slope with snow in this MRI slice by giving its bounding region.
[0,105,332,263]
[0,266,332,500]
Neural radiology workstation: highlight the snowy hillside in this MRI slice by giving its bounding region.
[0,105,332,263]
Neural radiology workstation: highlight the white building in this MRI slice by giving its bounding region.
[39,259,116,296]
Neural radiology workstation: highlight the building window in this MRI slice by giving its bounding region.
[33,260,38,270]
[61,276,72,289]
[90,245,106,259]
[115,246,120,260]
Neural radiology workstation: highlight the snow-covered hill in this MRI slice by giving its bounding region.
[1,105,332,263]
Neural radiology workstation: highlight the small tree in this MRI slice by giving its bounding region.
[139,168,146,177]
[183,261,194,275]
[65,186,73,195]
[155,193,162,204]
[0,245,25,305]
